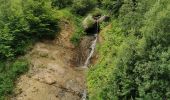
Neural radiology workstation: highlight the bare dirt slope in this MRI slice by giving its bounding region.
[11,21,86,100]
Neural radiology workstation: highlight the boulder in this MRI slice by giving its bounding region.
[98,15,110,23]
[82,15,109,34]
[82,15,96,30]
[82,15,100,34]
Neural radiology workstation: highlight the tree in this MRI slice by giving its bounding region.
[88,0,170,99]
[72,0,97,15]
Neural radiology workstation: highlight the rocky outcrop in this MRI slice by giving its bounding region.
[98,15,110,23]
[82,15,95,30]
[82,15,110,34]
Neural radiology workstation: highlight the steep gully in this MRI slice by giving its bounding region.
[81,20,99,100]
[83,20,99,68]
[11,20,99,100]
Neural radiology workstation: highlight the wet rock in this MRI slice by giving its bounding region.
[82,15,100,34]
[98,15,110,23]
[82,14,109,34]
[77,36,94,66]
[82,15,96,30]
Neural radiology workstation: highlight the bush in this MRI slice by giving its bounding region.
[0,59,29,99]
[0,0,59,60]
[70,16,85,45]
[51,0,73,9]
[82,15,96,29]
[72,0,97,16]
[98,0,123,16]
[88,0,170,99]
[23,0,59,39]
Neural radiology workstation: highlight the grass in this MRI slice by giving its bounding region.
[53,8,86,45]
[70,16,85,46]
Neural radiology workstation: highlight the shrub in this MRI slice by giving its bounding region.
[70,16,85,45]
[82,15,96,29]
[23,0,59,39]
[99,0,123,16]
[88,0,170,99]
[72,0,97,16]
[0,0,58,99]
[0,0,59,60]
[51,0,73,9]
[0,59,29,99]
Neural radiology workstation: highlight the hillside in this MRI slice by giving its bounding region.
[11,21,86,100]
[0,0,170,100]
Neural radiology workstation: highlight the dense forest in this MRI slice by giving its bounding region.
[0,0,170,100]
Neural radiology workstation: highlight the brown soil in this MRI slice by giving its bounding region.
[11,21,87,100]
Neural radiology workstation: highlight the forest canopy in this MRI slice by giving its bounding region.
[88,0,170,100]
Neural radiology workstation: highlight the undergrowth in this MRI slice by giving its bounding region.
[0,59,29,100]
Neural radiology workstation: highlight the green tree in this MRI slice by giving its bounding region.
[72,0,97,15]
[88,0,170,99]
[51,0,73,9]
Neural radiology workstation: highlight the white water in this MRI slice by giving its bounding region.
[83,34,98,68]
[83,20,99,68]
[81,20,99,100]
[81,34,98,100]
[82,90,87,100]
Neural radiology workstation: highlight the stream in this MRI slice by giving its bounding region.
[81,20,99,100]
[83,34,98,68]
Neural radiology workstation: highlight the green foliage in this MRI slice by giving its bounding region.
[23,0,59,39]
[51,0,73,9]
[88,0,170,99]
[70,16,85,45]
[0,59,29,99]
[71,0,97,16]
[99,0,123,16]
[0,0,59,99]
[90,8,104,17]
[83,15,95,29]
[54,9,74,21]
[0,0,59,60]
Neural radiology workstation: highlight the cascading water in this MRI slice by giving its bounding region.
[83,34,98,68]
[83,20,99,68]
[81,19,99,100]
[82,90,87,100]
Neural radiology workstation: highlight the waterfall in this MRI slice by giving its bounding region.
[82,90,87,100]
[83,20,99,68]
[81,20,99,100]
[83,34,98,68]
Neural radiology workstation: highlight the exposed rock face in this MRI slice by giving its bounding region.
[82,15,109,34]
[98,15,110,23]
[82,15,96,30]
[85,22,99,34]
[11,22,86,100]
[77,36,95,66]
[82,15,99,34]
